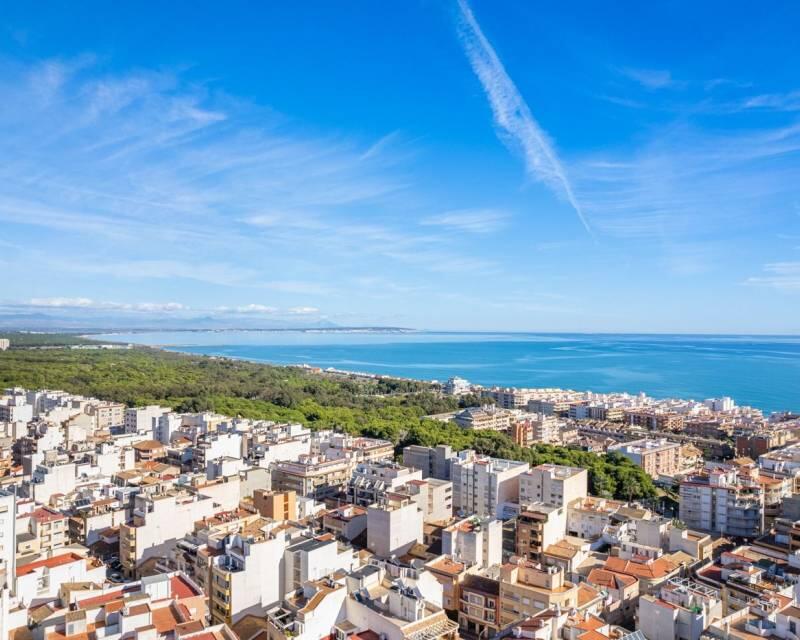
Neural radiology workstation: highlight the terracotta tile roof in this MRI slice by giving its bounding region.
[587,568,637,590]
[16,553,82,576]
[577,583,602,607]
[29,507,65,523]
[171,574,201,599]
[604,555,678,580]
[574,614,606,631]
[152,604,183,633]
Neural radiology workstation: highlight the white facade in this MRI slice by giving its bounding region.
[519,464,588,508]
[442,516,503,568]
[367,498,424,558]
[451,450,529,518]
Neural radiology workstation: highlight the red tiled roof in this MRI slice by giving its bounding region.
[29,507,65,523]
[16,553,82,576]
[171,575,200,599]
[604,555,679,580]
[587,568,637,590]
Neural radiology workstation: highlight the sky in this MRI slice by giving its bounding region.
[1,1,800,333]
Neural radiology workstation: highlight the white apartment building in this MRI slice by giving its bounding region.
[451,450,529,518]
[193,432,243,469]
[481,387,537,410]
[210,525,291,624]
[443,376,472,396]
[0,491,14,578]
[453,406,513,431]
[367,496,424,558]
[402,444,456,480]
[391,477,453,523]
[120,491,216,575]
[609,438,682,479]
[15,551,106,604]
[284,534,357,593]
[125,405,170,436]
[0,398,33,424]
[679,468,764,538]
[347,460,423,507]
[519,464,588,508]
[442,516,503,568]
[155,412,182,444]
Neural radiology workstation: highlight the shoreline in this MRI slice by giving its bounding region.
[151,344,795,418]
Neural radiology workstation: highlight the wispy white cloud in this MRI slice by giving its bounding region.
[744,262,800,292]
[28,297,95,308]
[26,298,187,312]
[740,91,800,112]
[287,306,320,315]
[618,67,676,90]
[454,0,592,234]
[421,209,509,233]
[573,122,800,239]
[214,304,278,314]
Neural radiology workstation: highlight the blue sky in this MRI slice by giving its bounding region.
[1,1,800,332]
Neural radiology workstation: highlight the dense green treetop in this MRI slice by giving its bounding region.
[0,342,656,501]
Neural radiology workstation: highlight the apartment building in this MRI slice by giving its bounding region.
[339,565,459,640]
[265,576,347,640]
[193,432,243,470]
[209,522,292,624]
[347,460,423,507]
[454,406,514,431]
[679,467,765,537]
[481,387,536,410]
[125,405,170,435]
[270,455,351,500]
[511,414,561,446]
[253,489,297,521]
[15,550,106,604]
[389,477,453,523]
[458,574,501,638]
[519,464,588,508]
[625,409,685,431]
[451,450,529,518]
[442,516,503,568]
[120,491,216,576]
[367,495,423,558]
[515,504,567,561]
[18,571,210,640]
[0,490,14,574]
[567,496,626,540]
[443,376,472,396]
[498,560,578,626]
[85,401,126,430]
[322,505,368,541]
[402,444,456,480]
[313,433,394,465]
[23,506,68,555]
[284,533,356,593]
[608,438,682,479]
[639,578,723,640]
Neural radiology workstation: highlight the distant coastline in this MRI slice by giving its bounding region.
[87,330,800,414]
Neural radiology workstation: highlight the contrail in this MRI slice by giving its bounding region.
[455,0,593,235]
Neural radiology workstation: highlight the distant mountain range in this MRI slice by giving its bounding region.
[0,310,344,332]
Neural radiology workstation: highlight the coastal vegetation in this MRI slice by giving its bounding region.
[0,339,656,501]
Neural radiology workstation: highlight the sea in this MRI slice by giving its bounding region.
[91,331,800,414]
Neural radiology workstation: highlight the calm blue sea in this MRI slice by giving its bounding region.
[93,331,800,413]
